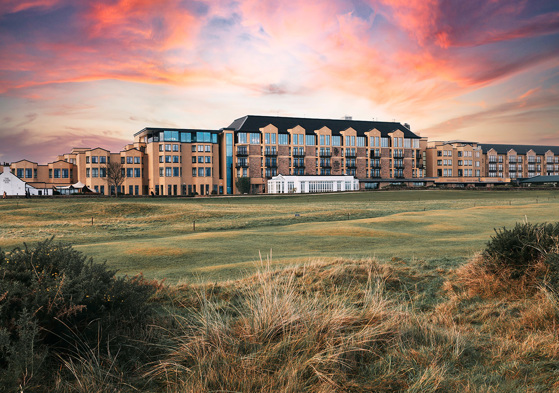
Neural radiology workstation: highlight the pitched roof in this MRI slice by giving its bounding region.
[227,115,421,138]
[480,144,559,155]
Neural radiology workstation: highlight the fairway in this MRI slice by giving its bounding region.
[1,189,558,282]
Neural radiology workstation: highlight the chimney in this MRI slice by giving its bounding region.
[404,123,411,130]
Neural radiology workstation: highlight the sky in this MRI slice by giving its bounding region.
[0,0,558,164]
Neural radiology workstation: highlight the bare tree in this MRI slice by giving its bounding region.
[105,161,126,196]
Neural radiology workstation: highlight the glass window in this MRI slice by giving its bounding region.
[99,156,106,163]
[91,156,98,163]
[25,168,32,178]
[198,168,204,177]
[173,167,179,177]
[332,136,341,146]
[205,145,211,152]
[127,156,133,164]
[127,168,133,177]
[212,134,218,144]
[100,168,106,178]
[181,132,191,143]
[165,144,172,151]
[173,144,179,151]
[250,133,261,144]
[278,134,289,145]
[198,145,204,152]
[381,137,389,147]
[206,168,211,177]
[135,168,141,177]
[86,156,90,164]
[86,168,90,177]
[164,130,179,141]
[160,168,164,176]
[91,168,98,178]
[166,156,172,163]
[198,156,203,163]
[166,167,173,177]
[238,133,247,144]
[192,168,197,176]
[134,156,141,164]
[192,145,196,152]
[205,156,211,163]
[305,135,316,146]
[173,156,179,163]
[159,156,164,163]
[62,169,69,178]
[16,168,23,178]
[357,137,365,147]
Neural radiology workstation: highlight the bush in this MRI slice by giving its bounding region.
[482,222,559,282]
[0,238,156,390]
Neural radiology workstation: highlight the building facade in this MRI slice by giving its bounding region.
[5,115,559,196]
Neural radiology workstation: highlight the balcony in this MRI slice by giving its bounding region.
[394,163,405,169]
[292,150,305,157]
[235,161,248,168]
[236,148,248,156]
[370,162,381,169]
[393,153,405,159]
[321,163,332,168]
[344,152,357,158]
[264,149,277,156]
[319,150,332,157]
[370,151,381,159]
[293,162,305,168]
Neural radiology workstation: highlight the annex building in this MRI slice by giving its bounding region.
[5,115,559,196]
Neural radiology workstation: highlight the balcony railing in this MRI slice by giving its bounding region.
[319,151,332,157]
[264,149,277,156]
[235,161,248,168]
[236,148,248,156]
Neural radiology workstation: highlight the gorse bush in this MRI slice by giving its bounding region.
[0,238,156,391]
[482,222,559,286]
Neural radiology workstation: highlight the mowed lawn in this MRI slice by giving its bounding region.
[1,189,558,282]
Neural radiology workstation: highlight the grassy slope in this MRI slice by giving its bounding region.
[1,190,558,282]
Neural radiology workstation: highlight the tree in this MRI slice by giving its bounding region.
[235,176,251,194]
[105,161,126,196]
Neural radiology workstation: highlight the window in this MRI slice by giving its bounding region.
[121,157,125,164]
[206,168,211,177]
[17,168,23,178]
[165,156,172,163]
[25,168,32,178]
[278,134,289,145]
[91,156,98,164]
[250,133,261,144]
[86,168,90,177]
[173,144,179,152]
[192,168,197,176]
[205,156,211,163]
[192,145,196,152]
[159,144,164,152]
[100,168,106,178]
[198,145,204,152]
[99,156,106,164]
[381,137,389,147]
[357,137,365,147]
[205,145,211,152]
[238,133,247,144]
[305,135,316,146]
[127,168,133,177]
[181,132,192,143]
[91,168,98,178]
[198,168,204,177]
[134,156,141,164]
[198,156,203,163]
[166,167,173,177]
[127,156,133,164]
[404,139,411,148]
[370,136,379,147]
[332,136,341,146]
[86,156,90,163]
[173,167,179,177]
[192,156,196,163]
[159,156,164,163]
[134,168,141,177]
[173,155,179,163]
[165,144,172,151]
[164,130,179,142]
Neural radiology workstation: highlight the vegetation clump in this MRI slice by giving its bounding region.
[482,222,559,289]
[0,238,156,391]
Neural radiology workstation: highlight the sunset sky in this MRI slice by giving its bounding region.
[1,0,558,164]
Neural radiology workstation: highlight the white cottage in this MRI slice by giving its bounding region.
[0,166,52,196]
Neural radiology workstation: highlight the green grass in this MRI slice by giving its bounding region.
[1,190,558,282]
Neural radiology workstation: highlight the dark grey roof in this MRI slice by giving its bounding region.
[228,115,421,138]
[519,175,559,183]
[480,144,559,155]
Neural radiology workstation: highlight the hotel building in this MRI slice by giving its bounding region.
[4,115,559,195]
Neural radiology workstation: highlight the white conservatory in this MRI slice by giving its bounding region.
[267,175,359,194]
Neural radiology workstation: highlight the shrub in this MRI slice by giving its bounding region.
[0,238,156,390]
[482,222,559,283]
